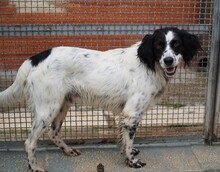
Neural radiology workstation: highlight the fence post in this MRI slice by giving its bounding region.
[212,57,220,141]
[204,0,220,145]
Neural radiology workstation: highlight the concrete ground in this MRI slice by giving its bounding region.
[1,143,220,172]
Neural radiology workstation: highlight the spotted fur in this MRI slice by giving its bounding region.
[0,27,200,171]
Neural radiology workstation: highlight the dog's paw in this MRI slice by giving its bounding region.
[28,165,48,172]
[131,148,140,156]
[63,147,81,156]
[125,158,146,168]
[32,170,48,172]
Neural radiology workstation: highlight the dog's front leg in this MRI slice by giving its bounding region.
[120,113,146,168]
[119,94,150,168]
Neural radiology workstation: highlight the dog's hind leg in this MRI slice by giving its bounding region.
[48,102,81,156]
[25,104,63,172]
[25,117,50,172]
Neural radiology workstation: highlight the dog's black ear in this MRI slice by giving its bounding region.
[137,34,155,71]
[179,30,201,66]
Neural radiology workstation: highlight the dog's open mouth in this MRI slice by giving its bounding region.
[164,67,177,76]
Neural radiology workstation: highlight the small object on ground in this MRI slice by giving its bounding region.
[97,163,104,172]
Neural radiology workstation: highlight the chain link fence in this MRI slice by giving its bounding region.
[0,0,216,145]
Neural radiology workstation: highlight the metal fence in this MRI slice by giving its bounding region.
[0,0,219,147]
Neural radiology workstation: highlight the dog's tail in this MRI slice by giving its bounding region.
[0,60,32,111]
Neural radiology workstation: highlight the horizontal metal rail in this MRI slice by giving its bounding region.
[0,24,210,37]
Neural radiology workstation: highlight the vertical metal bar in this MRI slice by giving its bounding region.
[213,57,220,139]
[204,0,220,145]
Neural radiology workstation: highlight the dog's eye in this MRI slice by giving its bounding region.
[155,44,163,50]
[173,41,180,48]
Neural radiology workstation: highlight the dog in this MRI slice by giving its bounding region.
[0,27,200,171]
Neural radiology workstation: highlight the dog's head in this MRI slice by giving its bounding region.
[137,27,201,77]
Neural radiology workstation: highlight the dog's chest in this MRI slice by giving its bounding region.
[147,73,167,105]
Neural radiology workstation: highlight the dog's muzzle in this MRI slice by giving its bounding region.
[163,57,177,76]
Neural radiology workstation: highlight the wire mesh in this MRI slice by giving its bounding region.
[0,0,214,144]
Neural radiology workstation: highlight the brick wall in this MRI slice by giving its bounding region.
[0,0,209,69]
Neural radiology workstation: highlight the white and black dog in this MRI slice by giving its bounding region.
[0,27,200,171]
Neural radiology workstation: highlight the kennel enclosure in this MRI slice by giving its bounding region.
[0,0,220,147]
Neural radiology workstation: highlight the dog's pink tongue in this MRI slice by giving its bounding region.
[167,67,174,72]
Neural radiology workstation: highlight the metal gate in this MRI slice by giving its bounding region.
[0,0,219,147]
[204,0,220,144]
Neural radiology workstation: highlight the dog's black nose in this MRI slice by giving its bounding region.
[164,57,174,66]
